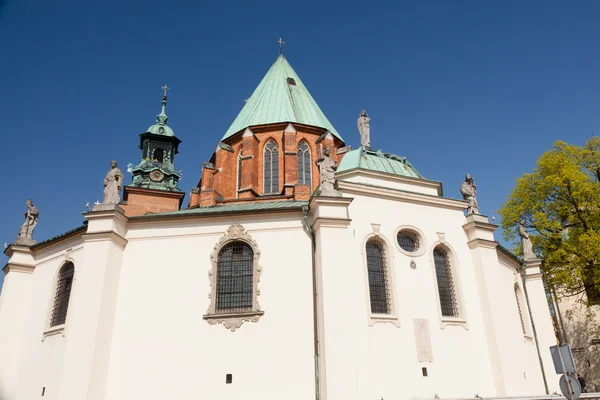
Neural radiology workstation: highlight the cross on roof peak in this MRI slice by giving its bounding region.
[276,37,285,55]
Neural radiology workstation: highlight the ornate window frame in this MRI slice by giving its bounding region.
[362,233,400,327]
[43,259,76,340]
[203,224,264,331]
[429,241,468,330]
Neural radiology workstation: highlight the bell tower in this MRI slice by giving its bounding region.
[122,86,185,217]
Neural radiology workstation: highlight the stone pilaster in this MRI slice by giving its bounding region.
[0,244,36,399]
[523,258,559,393]
[57,205,127,400]
[463,213,507,397]
[309,195,354,400]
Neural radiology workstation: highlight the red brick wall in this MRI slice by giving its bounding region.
[189,123,344,207]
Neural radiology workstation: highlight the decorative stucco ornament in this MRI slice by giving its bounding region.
[102,160,123,205]
[15,198,39,245]
[316,147,340,196]
[519,220,536,261]
[460,174,479,215]
[357,109,371,148]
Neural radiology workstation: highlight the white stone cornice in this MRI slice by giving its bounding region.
[311,217,352,230]
[336,180,465,211]
[467,238,498,250]
[2,262,35,274]
[336,169,443,196]
[82,231,128,249]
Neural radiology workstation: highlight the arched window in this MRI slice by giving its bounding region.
[366,240,390,314]
[153,148,164,163]
[50,262,75,326]
[433,247,458,317]
[216,242,254,312]
[263,140,279,194]
[297,141,311,186]
[514,283,527,335]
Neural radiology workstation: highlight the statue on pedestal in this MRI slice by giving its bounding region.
[357,110,371,148]
[16,199,39,245]
[316,147,338,195]
[102,160,123,205]
[519,220,536,261]
[460,174,479,215]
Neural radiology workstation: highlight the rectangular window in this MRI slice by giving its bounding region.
[366,241,390,314]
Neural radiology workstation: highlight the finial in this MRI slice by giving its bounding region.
[277,37,285,55]
[157,85,169,125]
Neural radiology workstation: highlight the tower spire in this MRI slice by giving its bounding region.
[157,85,169,125]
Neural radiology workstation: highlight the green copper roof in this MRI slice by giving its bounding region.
[133,200,308,219]
[222,55,342,141]
[147,94,174,136]
[337,147,423,178]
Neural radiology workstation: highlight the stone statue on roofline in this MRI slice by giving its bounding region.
[15,198,39,245]
[316,147,340,196]
[102,160,123,205]
[357,110,371,148]
[460,174,479,215]
[519,220,536,261]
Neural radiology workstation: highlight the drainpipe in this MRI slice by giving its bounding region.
[522,261,550,394]
[303,205,320,400]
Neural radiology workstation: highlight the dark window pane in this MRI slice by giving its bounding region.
[397,231,419,252]
[50,263,75,326]
[216,242,254,312]
[366,241,389,314]
[434,248,458,317]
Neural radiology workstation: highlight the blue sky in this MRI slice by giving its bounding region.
[1,0,599,291]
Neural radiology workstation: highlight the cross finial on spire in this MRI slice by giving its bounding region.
[277,37,285,55]
[162,85,169,99]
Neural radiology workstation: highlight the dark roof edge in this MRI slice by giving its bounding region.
[497,243,522,264]
[31,225,88,251]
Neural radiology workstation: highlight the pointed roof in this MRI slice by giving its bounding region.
[222,55,342,141]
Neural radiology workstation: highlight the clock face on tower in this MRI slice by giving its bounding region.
[150,170,164,182]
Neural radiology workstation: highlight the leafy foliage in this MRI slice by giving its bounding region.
[499,137,600,305]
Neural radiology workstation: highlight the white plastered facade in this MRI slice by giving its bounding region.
[0,168,560,400]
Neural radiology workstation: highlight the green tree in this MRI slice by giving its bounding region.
[498,137,600,306]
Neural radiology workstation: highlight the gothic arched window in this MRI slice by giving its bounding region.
[366,240,390,314]
[433,247,458,317]
[50,262,75,326]
[216,242,254,312]
[263,140,279,194]
[297,141,311,186]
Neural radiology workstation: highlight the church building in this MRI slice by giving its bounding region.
[0,53,561,400]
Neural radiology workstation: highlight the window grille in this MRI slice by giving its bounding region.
[50,263,75,326]
[433,248,458,317]
[397,230,419,252]
[297,141,311,186]
[263,140,279,194]
[366,240,390,314]
[514,285,527,335]
[216,242,254,312]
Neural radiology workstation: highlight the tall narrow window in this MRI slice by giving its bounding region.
[50,263,75,326]
[297,141,311,186]
[433,247,458,317]
[263,140,279,194]
[216,242,254,312]
[366,240,390,314]
[514,284,527,335]
[237,152,243,194]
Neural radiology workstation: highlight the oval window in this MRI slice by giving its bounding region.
[397,230,420,252]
